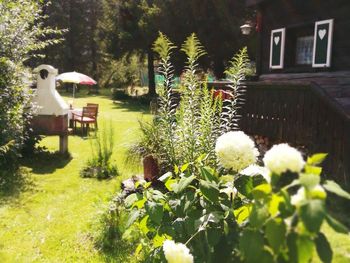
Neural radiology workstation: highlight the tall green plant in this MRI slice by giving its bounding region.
[152,33,178,167]
[81,122,118,179]
[221,47,250,132]
[129,33,249,172]
[176,34,208,167]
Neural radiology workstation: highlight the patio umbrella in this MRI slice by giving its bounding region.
[56,71,97,98]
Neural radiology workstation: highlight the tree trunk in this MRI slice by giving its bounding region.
[147,48,156,96]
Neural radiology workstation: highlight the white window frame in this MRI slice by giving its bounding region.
[269,28,286,69]
[312,19,334,68]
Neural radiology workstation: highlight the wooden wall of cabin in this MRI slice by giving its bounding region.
[258,0,350,74]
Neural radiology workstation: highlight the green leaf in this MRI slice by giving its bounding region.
[174,175,196,194]
[234,204,252,225]
[325,214,349,234]
[153,234,168,248]
[252,184,271,200]
[299,199,325,233]
[297,235,315,263]
[180,163,190,172]
[299,173,320,190]
[152,190,165,201]
[165,179,177,192]
[304,165,322,176]
[207,228,222,247]
[239,229,265,263]
[249,203,269,228]
[235,175,254,199]
[174,165,179,175]
[139,215,149,234]
[145,201,163,225]
[124,193,142,208]
[265,218,286,253]
[315,232,333,263]
[323,180,350,199]
[287,233,314,263]
[200,180,219,203]
[200,166,218,183]
[307,153,328,165]
[135,243,143,256]
[126,209,140,228]
[133,198,146,209]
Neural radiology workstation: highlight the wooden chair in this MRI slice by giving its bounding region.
[72,106,98,136]
[86,103,99,129]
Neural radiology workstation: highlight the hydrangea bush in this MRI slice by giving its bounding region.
[123,131,350,263]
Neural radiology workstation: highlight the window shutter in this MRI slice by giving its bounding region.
[269,28,286,69]
[312,19,334,68]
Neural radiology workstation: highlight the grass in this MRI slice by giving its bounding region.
[0,88,349,262]
[0,89,150,262]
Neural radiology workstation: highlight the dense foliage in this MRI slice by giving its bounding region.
[0,0,62,183]
[123,142,350,262]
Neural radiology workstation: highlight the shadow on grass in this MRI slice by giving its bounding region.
[0,167,35,205]
[112,99,150,114]
[21,150,72,174]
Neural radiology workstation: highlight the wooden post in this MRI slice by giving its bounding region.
[59,135,68,154]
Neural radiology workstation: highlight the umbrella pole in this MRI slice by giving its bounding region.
[73,84,77,98]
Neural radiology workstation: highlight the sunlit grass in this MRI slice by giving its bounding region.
[0,89,150,262]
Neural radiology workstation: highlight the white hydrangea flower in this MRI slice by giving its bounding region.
[263,144,305,175]
[291,187,306,206]
[215,131,259,172]
[163,240,194,263]
[241,164,271,183]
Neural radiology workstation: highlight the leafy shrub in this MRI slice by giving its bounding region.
[123,133,350,262]
[80,122,118,179]
[0,1,63,181]
[127,33,249,172]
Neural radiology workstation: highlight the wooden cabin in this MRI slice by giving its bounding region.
[242,0,350,184]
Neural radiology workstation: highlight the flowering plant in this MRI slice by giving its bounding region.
[215,131,259,171]
[122,131,350,262]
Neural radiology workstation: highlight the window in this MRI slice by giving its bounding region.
[295,36,314,65]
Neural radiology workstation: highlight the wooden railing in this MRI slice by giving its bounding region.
[237,82,350,185]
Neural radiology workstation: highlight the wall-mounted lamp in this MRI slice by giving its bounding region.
[240,23,253,35]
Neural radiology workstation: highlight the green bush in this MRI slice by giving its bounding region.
[123,137,350,262]
[0,1,63,181]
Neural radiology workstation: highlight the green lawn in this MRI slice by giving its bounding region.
[0,89,150,262]
[0,89,349,262]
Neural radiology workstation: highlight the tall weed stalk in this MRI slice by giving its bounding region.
[81,122,118,179]
[221,47,250,132]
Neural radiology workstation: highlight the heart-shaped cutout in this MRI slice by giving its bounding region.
[274,36,280,46]
[318,29,327,40]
